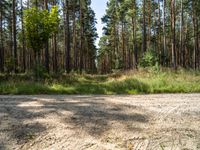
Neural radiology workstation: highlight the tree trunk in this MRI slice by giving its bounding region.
[163,0,167,66]
[65,0,71,73]
[179,0,183,67]
[171,0,176,69]
[122,22,125,69]
[158,0,161,63]
[72,0,77,70]
[44,0,49,73]
[132,17,136,69]
[197,19,199,69]
[21,0,26,73]
[12,0,17,73]
[142,0,147,54]
[147,0,151,48]
[0,1,4,72]
[53,33,57,72]
[79,0,84,73]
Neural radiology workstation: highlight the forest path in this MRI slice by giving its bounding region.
[0,94,200,150]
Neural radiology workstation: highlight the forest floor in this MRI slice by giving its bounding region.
[0,94,200,150]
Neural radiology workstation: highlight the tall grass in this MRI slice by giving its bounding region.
[0,69,200,94]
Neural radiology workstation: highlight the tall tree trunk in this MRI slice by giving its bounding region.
[65,0,71,73]
[44,0,49,73]
[132,17,136,68]
[158,0,161,63]
[184,18,188,68]
[53,33,57,72]
[170,0,176,69]
[192,1,197,69]
[79,0,84,73]
[153,2,157,55]
[0,1,4,72]
[52,0,58,73]
[72,0,77,70]
[21,0,26,72]
[142,0,147,54]
[197,19,199,69]
[134,18,138,68]
[9,9,13,73]
[163,0,167,66]
[12,0,17,73]
[180,0,183,67]
[122,22,125,69]
[147,0,151,48]
[114,22,117,69]
[132,0,137,69]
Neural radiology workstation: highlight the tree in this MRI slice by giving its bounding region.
[179,0,183,67]
[72,0,78,70]
[44,0,49,73]
[0,0,4,72]
[170,0,176,68]
[64,0,71,73]
[0,0,98,74]
[162,0,167,65]
[1,0,200,75]
[24,6,59,78]
[79,0,84,73]
[12,0,17,73]
[142,0,147,54]
[21,0,26,72]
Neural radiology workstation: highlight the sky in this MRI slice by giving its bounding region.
[91,0,108,47]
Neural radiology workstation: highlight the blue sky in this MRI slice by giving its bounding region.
[91,0,108,46]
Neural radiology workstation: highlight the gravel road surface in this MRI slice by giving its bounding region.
[0,94,200,150]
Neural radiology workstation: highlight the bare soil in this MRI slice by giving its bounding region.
[0,94,200,150]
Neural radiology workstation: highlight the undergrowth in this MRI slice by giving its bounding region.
[0,68,200,94]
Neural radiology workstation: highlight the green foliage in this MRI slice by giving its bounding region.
[24,6,59,52]
[98,36,109,56]
[140,49,159,68]
[33,65,49,79]
[1,69,200,95]
[4,58,14,72]
[24,6,59,79]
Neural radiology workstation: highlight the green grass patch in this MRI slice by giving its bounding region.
[1,69,200,95]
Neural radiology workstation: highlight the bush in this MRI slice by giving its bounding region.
[140,49,159,68]
[33,65,49,79]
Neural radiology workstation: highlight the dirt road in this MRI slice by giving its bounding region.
[0,94,200,150]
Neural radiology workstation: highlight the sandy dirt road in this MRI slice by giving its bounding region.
[0,94,200,150]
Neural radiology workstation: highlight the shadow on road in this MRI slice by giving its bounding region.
[0,95,149,148]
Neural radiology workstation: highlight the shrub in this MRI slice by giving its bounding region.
[140,49,159,68]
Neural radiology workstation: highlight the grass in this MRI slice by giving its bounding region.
[1,68,200,95]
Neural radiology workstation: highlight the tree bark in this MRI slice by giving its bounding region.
[0,1,4,72]
[163,0,167,66]
[12,0,17,73]
[171,0,176,69]
[72,0,77,70]
[79,0,84,73]
[65,0,71,73]
[180,0,183,67]
[44,0,49,73]
[21,0,26,73]
[147,0,151,48]
[142,0,147,54]
[158,0,161,63]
